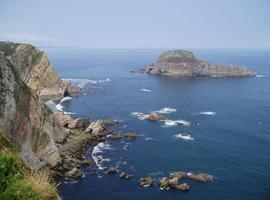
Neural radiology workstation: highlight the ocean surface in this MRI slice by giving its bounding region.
[45,48,270,200]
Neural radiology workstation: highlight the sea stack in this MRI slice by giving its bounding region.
[146,50,256,77]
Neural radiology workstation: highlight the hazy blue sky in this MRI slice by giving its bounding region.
[0,0,269,49]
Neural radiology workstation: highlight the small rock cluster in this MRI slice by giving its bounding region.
[106,167,133,180]
[139,171,213,192]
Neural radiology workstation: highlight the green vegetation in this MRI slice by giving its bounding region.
[0,152,58,200]
[0,42,19,56]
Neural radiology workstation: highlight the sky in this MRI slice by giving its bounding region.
[0,0,269,49]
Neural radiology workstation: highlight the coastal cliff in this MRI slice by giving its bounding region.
[0,42,116,175]
[0,42,79,99]
[146,50,256,77]
[0,49,64,169]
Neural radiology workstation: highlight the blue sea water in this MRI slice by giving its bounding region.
[45,48,270,200]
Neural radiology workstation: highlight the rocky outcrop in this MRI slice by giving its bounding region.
[139,177,156,187]
[0,42,112,175]
[0,42,80,99]
[146,113,166,121]
[146,50,256,77]
[122,132,138,139]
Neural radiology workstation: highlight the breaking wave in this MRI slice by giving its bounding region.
[256,74,265,78]
[153,107,177,114]
[198,111,217,116]
[92,142,112,170]
[64,78,111,88]
[140,88,151,93]
[55,96,73,112]
[163,120,190,127]
[175,133,194,140]
[131,112,149,120]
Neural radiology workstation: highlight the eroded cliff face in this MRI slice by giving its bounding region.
[0,42,78,99]
[146,50,256,77]
[0,52,65,169]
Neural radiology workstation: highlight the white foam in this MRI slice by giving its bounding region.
[54,96,74,113]
[198,111,217,116]
[187,172,193,176]
[256,74,265,78]
[63,111,76,115]
[56,103,64,111]
[91,142,112,170]
[175,133,194,141]
[131,112,149,120]
[64,78,111,88]
[154,107,177,114]
[60,96,72,103]
[123,142,132,151]
[140,88,151,93]
[163,120,190,127]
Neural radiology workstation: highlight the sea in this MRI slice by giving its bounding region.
[44,48,270,200]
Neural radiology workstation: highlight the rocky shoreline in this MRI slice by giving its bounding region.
[145,50,256,77]
[0,42,213,196]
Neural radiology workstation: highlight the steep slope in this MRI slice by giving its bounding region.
[0,42,78,99]
[146,50,256,77]
[0,52,63,169]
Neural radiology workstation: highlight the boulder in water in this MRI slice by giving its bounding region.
[139,177,156,187]
[146,113,166,121]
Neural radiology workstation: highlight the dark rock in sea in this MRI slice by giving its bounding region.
[65,167,83,179]
[159,174,190,192]
[123,132,138,139]
[139,177,156,187]
[106,167,118,174]
[186,173,213,182]
[145,137,158,142]
[146,113,167,121]
[119,172,133,180]
[146,50,256,77]
[175,183,190,192]
[106,133,122,140]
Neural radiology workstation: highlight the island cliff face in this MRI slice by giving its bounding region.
[146,50,256,77]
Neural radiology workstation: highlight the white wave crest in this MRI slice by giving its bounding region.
[198,111,216,116]
[56,103,64,111]
[140,88,151,93]
[154,107,177,114]
[131,112,149,120]
[175,133,194,140]
[60,96,72,103]
[63,111,76,115]
[256,74,265,78]
[163,120,190,127]
[64,78,111,88]
[92,142,112,170]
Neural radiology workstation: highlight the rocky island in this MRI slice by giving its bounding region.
[146,50,256,77]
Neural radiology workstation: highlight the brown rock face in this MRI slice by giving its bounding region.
[146,50,256,77]
[67,118,90,130]
[139,177,156,187]
[0,53,62,169]
[146,113,166,121]
[0,42,79,99]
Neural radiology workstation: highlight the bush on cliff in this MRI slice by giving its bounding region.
[0,152,58,200]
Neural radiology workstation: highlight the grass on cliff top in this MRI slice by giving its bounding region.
[0,151,58,200]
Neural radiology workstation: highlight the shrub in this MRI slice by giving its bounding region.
[0,152,58,200]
